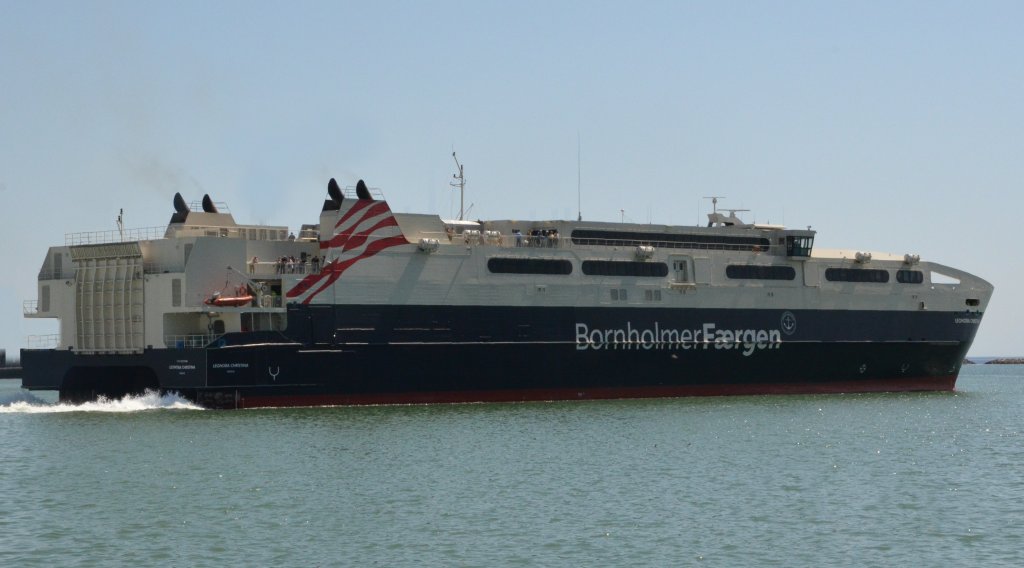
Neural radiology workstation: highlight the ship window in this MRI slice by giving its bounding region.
[183,244,193,266]
[644,289,662,301]
[41,285,50,312]
[896,270,924,284]
[611,289,618,301]
[966,299,980,307]
[53,253,62,278]
[172,278,182,307]
[726,265,796,280]
[582,260,668,277]
[825,268,890,283]
[672,260,690,282]
[487,257,573,275]
[571,229,770,252]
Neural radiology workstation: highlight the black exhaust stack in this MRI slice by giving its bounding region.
[356,179,372,200]
[201,194,219,213]
[171,192,190,223]
[323,178,343,211]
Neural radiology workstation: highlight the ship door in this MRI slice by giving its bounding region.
[669,256,692,283]
[803,264,820,287]
[308,305,335,344]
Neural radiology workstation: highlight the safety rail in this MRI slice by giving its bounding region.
[166,225,290,241]
[425,231,572,250]
[187,200,230,213]
[66,224,297,247]
[143,262,185,274]
[569,236,775,253]
[246,260,323,276]
[65,226,167,246]
[339,186,385,200]
[423,231,783,254]
[26,334,59,349]
[38,268,74,280]
[452,232,791,255]
[165,334,219,349]
[23,300,38,315]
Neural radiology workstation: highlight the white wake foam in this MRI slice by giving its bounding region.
[0,389,203,413]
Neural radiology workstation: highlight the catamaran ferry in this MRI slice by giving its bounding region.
[20,177,992,408]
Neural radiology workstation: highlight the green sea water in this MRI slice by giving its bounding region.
[1,365,1022,567]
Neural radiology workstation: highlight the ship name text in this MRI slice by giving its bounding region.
[575,322,781,356]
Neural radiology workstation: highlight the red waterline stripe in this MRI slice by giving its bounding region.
[235,375,957,409]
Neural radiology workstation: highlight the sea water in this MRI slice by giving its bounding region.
[1,365,1022,567]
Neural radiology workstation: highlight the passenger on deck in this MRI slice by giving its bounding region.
[514,229,522,247]
[249,256,259,274]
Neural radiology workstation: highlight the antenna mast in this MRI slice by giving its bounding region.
[577,132,582,221]
[117,208,124,242]
[703,196,726,215]
[451,152,466,220]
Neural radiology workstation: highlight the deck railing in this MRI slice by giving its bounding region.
[164,334,218,349]
[65,224,298,247]
[25,334,59,349]
[427,232,781,255]
[65,226,167,246]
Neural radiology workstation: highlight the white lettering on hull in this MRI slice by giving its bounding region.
[211,363,250,369]
[575,322,782,356]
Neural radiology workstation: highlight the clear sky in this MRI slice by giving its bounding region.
[1,1,1021,357]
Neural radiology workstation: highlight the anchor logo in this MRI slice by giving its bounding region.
[780,311,797,336]
[268,366,280,381]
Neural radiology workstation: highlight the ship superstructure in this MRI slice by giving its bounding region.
[21,178,992,408]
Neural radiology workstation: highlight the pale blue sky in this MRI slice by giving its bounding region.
[2,1,1021,356]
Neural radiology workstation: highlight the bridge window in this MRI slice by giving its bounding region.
[786,236,814,257]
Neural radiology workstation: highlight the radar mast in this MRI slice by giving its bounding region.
[451,152,466,221]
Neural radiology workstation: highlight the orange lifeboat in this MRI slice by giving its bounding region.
[205,286,254,307]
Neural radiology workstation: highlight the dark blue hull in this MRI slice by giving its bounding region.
[20,304,983,408]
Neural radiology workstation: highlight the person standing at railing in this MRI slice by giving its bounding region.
[249,256,259,274]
